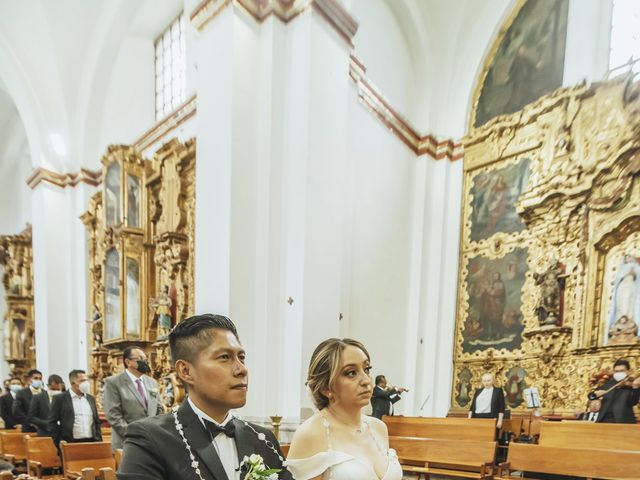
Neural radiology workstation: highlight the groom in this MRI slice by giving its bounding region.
[117,314,292,480]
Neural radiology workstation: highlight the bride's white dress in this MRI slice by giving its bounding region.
[286,449,403,480]
[285,415,403,480]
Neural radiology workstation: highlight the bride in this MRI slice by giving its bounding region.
[286,338,403,480]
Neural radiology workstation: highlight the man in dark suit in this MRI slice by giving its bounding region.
[47,370,102,445]
[29,374,65,436]
[117,314,292,480]
[0,378,23,429]
[370,375,408,419]
[12,368,43,433]
[595,359,640,424]
[103,347,163,451]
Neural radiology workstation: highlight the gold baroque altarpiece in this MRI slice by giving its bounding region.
[452,76,640,416]
[0,225,36,378]
[81,139,195,410]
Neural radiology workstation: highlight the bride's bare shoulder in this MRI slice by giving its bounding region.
[287,413,328,459]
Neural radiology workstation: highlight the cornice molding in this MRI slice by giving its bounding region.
[27,167,102,190]
[191,0,357,46]
[133,94,197,152]
[349,55,463,161]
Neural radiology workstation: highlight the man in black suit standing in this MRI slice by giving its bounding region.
[0,378,23,429]
[117,314,292,480]
[47,370,102,446]
[13,369,43,433]
[29,374,65,436]
[371,375,408,419]
[595,359,640,424]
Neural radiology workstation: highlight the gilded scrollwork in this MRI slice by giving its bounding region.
[453,75,640,416]
[83,139,195,403]
[0,225,36,378]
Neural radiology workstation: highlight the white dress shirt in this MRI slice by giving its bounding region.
[475,387,493,414]
[188,397,239,480]
[125,369,147,403]
[587,412,598,422]
[70,390,94,439]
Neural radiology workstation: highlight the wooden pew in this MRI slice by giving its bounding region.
[0,432,28,464]
[384,416,496,441]
[25,435,61,478]
[538,421,640,451]
[113,449,123,470]
[59,442,115,480]
[496,442,640,479]
[390,436,496,479]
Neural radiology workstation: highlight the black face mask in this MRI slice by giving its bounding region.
[135,360,151,374]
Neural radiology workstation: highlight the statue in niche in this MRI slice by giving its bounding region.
[150,285,173,339]
[86,304,104,351]
[606,254,640,345]
[12,320,26,359]
[533,257,567,327]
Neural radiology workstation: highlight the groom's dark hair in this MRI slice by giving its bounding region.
[169,314,239,364]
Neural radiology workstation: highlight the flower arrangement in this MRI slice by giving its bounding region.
[240,454,281,480]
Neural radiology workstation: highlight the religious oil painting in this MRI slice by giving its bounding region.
[125,257,141,337]
[455,367,473,407]
[127,174,141,228]
[469,157,531,242]
[462,248,528,354]
[504,365,527,408]
[604,253,640,346]
[474,0,569,127]
[105,162,121,226]
[104,248,122,340]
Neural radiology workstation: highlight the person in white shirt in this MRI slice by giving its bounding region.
[580,399,601,422]
[47,369,102,446]
[468,372,505,429]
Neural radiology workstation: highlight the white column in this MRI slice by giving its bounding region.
[32,183,90,379]
[193,7,234,316]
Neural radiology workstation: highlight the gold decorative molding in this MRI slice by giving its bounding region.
[190,0,358,46]
[26,167,102,190]
[349,54,463,161]
[133,94,197,153]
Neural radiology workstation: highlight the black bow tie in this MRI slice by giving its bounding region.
[203,419,236,439]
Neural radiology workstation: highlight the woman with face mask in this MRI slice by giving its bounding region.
[47,369,103,446]
[593,359,640,424]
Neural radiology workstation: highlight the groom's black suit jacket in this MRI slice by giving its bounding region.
[117,400,292,480]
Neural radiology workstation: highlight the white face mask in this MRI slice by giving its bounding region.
[9,384,21,393]
[613,372,627,382]
[78,380,91,395]
[31,380,43,390]
[49,389,63,397]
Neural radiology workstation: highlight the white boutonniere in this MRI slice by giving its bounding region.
[149,388,158,397]
[240,454,281,480]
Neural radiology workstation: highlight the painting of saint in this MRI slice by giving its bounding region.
[605,254,640,345]
[463,248,528,353]
[127,175,140,228]
[126,258,141,337]
[105,163,121,226]
[455,367,473,407]
[470,157,531,241]
[474,0,569,127]
[504,366,527,408]
[104,248,122,340]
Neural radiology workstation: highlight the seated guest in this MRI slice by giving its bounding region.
[103,346,163,451]
[468,372,505,429]
[29,374,65,436]
[595,358,640,424]
[13,369,43,433]
[0,378,23,429]
[579,399,601,422]
[47,370,102,445]
[370,374,408,419]
[287,338,403,480]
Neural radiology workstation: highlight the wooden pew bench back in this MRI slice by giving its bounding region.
[501,442,640,479]
[0,432,28,462]
[60,441,115,478]
[383,416,496,441]
[538,421,640,451]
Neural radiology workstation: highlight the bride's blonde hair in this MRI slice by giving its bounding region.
[306,338,370,410]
